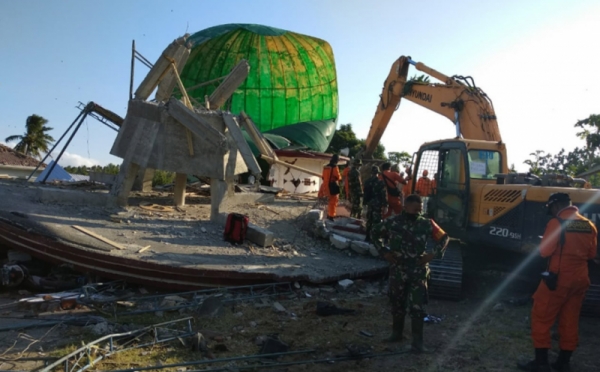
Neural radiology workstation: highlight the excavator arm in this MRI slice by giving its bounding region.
[360,56,501,159]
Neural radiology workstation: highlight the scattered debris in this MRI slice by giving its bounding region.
[337,279,354,291]
[71,225,125,250]
[272,301,286,313]
[197,296,225,318]
[424,314,443,324]
[316,301,356,316]
[258,334,289,355]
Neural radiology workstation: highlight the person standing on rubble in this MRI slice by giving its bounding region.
[381,162,409,218]
[348,158,363,218]
[362,166,387,242]
[322,154,341,221]
[371,194,449,352]
[518,193,597,372]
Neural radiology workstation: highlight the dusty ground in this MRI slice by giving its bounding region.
[0,180,388,284]
[0,271,599,372]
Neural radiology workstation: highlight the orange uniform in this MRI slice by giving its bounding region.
[415,176,433,196]
[531,206,597,351]
[381,170,406,218]
[342,166,350,200]
[322,164,341,218]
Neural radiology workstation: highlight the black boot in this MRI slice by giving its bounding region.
[382,313,405,343]
[404,317,430,353]
[517,348,551,372]
[551,350,572,372]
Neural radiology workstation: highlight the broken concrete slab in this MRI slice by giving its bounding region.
[369,245,380,257]
[167,97,227,150]
[329,227,366,242]
[330,234,350,250]
[222,113,261,177]
[246,223,274,247]
[350,241,373,255]
[111,101,248,179]
[208,60,250,109]
[135,34,190,100]
[36,188,117,208]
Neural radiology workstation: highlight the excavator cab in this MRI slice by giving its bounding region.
[413,139,507,240]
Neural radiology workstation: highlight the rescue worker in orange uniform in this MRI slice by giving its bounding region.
[380,163,408,218]
[415,170,433,196]
[321,154,341,221]
[341,162,351,201]
[518,193,597,372]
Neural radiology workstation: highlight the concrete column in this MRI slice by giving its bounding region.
[132,168,155,192]
[173,173,187,207]
[210,178,230,222]
[111,161,140,207]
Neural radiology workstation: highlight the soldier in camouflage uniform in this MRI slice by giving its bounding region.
[372,194,449,352]
[362,166,388,242]
[348,159,363,218]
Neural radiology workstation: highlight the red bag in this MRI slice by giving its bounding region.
[223,213,248,244]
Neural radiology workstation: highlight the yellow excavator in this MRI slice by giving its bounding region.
[359,56,599,314]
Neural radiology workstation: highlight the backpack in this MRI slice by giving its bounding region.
[381,172,400,197]
[223,213,249,244]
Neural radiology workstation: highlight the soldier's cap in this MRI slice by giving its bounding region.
[546,193,571,207]
[371,165,380,174]
[353,158,362,165]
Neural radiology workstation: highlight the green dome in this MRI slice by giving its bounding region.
[180,23,339,134]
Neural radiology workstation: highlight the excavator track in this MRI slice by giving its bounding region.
[582,284,600,317]
[582,263,600,317]
[428,243,463,300]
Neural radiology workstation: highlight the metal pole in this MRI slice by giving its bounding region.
[129,40,135,101]
[26,109,86,182]
[41,109,89,183]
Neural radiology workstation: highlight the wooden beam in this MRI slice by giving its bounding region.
[222,113,262,177]
[207,60,250,109]
[239,111,276,160]
[260,154,323,178]
[72,225,126,250]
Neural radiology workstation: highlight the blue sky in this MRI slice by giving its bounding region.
[1,0,598,170]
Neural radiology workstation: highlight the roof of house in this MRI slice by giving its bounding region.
[0,144,46,167]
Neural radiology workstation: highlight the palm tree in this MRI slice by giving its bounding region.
[5,115,55,159]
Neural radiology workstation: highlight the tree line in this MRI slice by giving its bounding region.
[523,114,600,186]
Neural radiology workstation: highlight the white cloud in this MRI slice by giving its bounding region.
[49,151,101,167]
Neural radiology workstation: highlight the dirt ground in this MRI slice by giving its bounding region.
[0,271,599,372]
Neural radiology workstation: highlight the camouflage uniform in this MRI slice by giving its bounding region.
[348,167,363,218]
[363,175,387,240]
[372,213,448,319]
